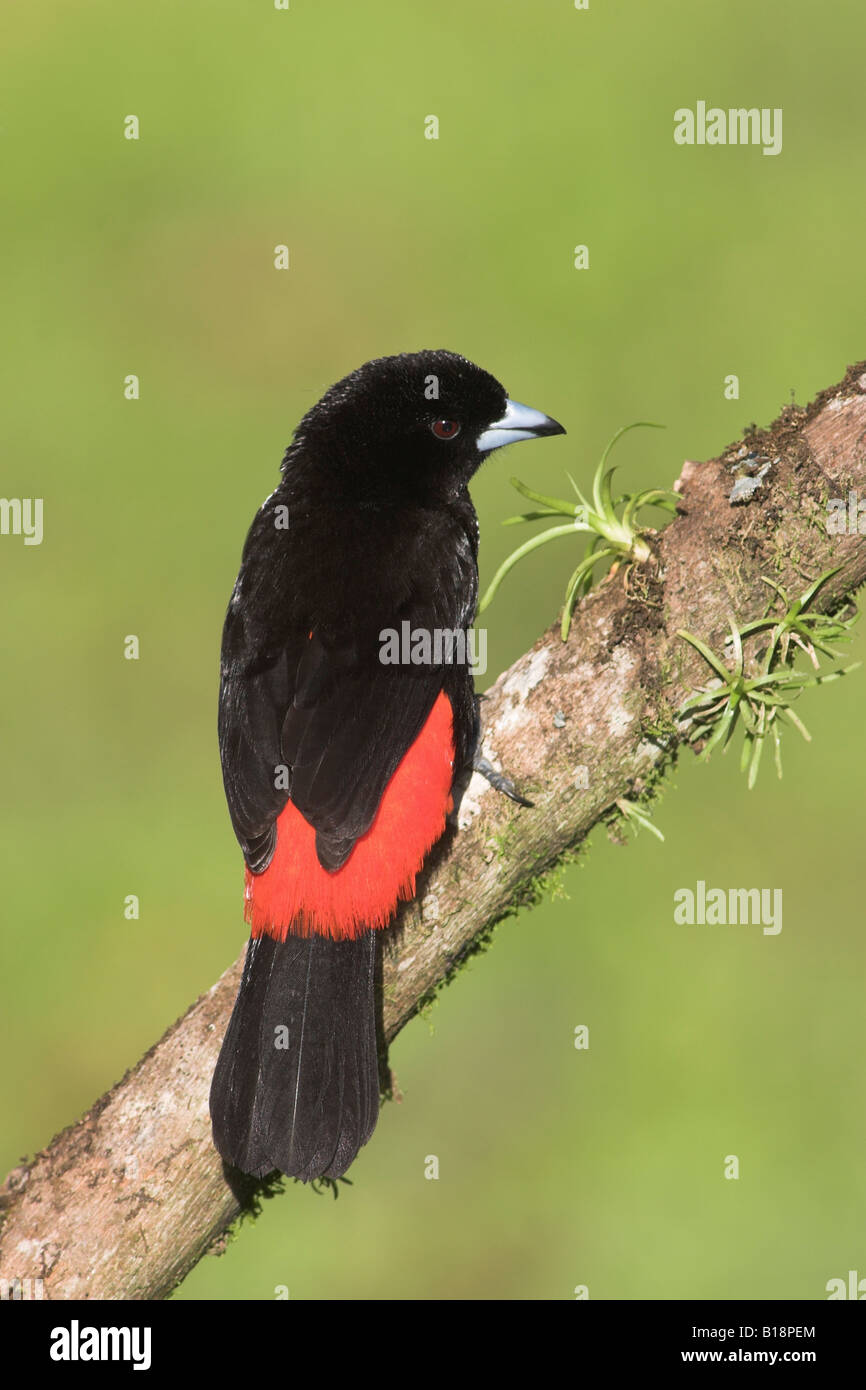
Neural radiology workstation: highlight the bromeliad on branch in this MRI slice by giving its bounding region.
[478,422,678,639]
[676,569,860,789]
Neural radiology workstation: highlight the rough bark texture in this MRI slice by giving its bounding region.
[2,363,865,1301]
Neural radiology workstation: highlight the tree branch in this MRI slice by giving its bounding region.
[2,363,865,1300]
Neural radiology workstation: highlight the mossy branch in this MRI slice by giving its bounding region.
[2,362,865,1300]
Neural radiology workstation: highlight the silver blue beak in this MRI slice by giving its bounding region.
[476,398,566,454]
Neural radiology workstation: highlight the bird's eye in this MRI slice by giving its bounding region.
[431,419,461,440]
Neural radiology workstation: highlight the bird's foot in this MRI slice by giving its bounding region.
[473,754,533,808]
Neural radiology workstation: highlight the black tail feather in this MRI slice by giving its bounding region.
[210,930,379,1181]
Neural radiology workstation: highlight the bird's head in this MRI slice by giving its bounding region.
[284,350,565,503]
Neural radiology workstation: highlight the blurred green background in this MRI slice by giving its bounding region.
[2,0,864,1301]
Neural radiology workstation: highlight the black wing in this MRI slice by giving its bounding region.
[218,494,479,874]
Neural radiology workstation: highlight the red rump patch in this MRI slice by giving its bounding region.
[245,691,454,941]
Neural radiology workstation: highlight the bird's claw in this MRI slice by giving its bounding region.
[473,755,533,808]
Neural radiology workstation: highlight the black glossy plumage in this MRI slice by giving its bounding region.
[211,931,378,1181]
[217,352,502,877]
[210,350,563,1180]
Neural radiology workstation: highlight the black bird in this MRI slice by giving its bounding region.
[210,349,564,1181]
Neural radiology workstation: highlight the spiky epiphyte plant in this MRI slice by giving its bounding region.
[479,423,677,639]
[676,569,859,788]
